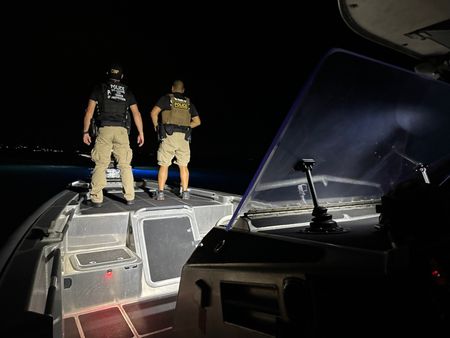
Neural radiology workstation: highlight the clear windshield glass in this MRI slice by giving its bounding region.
[229,50,450,224]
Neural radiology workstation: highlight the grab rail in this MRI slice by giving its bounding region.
[44,248,61,316]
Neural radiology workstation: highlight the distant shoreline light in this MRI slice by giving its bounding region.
[0,144,65,152]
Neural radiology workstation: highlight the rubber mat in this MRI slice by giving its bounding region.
[78,307,133,338]
[123,296,176,335]
[63,317,81,338]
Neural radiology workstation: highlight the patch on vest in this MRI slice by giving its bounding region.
[173,100,189,109]
[107,83,126,102]
[172,97,189,110]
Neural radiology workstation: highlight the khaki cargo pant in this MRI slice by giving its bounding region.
[157,132,190,166]
[90,126,134,203]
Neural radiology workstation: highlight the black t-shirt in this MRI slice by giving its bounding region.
[156,93,199,117]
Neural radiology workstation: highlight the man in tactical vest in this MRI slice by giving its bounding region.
[150,80,201,200]
[82,63,144,207]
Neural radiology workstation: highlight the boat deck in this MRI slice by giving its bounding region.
[61,181,238,338]
[64,296,177,338]
[78,184,228,216]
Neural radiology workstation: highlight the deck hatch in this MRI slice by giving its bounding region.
[143,216,196,283]
[76,248,132,266]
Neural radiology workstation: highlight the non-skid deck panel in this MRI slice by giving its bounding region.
[143,217,196,282]
[63,316,81,338]
[78,307,133,338]
[76,248,132,265]
[64,297,177,338]
[80,191,222,215]
[123,296,177,335]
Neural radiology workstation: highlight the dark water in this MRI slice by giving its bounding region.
[1,164,252,249]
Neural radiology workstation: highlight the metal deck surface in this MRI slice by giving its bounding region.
[79,189,223,215]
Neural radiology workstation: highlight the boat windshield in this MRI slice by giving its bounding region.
[229,49,450,226]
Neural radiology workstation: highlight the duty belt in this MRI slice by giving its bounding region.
[164,124,190,133]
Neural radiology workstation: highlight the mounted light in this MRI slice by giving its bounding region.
[104,269,113,279]
[431,269,440,278]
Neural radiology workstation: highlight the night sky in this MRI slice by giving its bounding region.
[5,2,417,170]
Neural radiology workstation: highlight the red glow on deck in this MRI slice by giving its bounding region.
[104,269,113,279]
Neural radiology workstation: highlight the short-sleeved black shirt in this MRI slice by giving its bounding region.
[156,93,199,117]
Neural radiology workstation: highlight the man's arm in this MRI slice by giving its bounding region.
[130,104,144,147]
[150,105,162,131]
[190,116,201,129]
[82,99,97,145]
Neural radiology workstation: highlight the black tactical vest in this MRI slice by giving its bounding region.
[96,82,130,129]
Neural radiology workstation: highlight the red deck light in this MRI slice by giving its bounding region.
[105,269,113,279]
